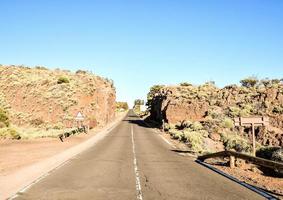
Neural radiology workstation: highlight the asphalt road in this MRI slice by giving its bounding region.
[14,111,264,200]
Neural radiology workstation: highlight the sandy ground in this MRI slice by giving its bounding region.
[0,112,126,177]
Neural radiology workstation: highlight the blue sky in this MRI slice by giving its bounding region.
[0,0,282,106]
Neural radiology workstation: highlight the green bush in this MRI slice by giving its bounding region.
[0,108,9,127]
[272,106,283,114]
[221,132,251,153]
[240,77,258,88]
[0,128,21,139]
[180,82,192,87]
[191,122,203,131]
[57,76,70,84]
[271,148,283,163]
[256,146,280,160]
[221,117,234,129]
[169,129,184,140]
[183,130,204,153]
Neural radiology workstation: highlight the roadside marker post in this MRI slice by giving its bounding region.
[234,117,269,157]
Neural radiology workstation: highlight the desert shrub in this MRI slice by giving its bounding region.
[116,102,129,111]
[221,132,251,153]
[271,148,283,163]
[53,122,64,130]
[240,77,258,88]
[35,66,48,70]
[0,108,9,127]
[190,122,203,131]
[256,146,280,160]
[183,130,204,153]
[272,105,283,114]
[57,76,70,84]
[169,129,184,140]
[182,120,192,129]
[0,128,21,139]
[228,106,241,117]
[75,69,87,74]
[221,117,234,129]
[180,82,192,87]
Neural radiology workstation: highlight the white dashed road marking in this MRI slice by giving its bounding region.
[131,125,143,200]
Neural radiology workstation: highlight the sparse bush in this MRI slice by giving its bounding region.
[180,82,192,87]
[57,76,70,84]
[271,148,283,163]
[35,66,48,70]
[53,122,64,130]
[221,132,251,153]
[240,77,258,88]
[169,129,184,140]
[0,128,21,139]
[256,146,280,160]
[228,106,241,117]
[183,130,204,153]
[221,117,234,129]
[0,108,9,127]
[75,70,87,74]
[191,122,203,131]
[272,105,283,114]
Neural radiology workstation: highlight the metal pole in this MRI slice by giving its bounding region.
[252,123,256,157]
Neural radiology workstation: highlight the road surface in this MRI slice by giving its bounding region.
[14,111,264,200]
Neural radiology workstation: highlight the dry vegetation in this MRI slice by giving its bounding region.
[0,65,116,139]
[147,78,283,161]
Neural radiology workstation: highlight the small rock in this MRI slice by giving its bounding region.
[209,132,221,141]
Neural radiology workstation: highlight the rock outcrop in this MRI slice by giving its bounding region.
[147,80,283,148]
[0,66,116,129]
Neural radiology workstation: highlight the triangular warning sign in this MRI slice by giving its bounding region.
[75,112,85,121]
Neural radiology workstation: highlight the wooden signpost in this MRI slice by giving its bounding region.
[234,117,269,156]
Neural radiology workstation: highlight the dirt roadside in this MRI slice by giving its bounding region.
[0,111,127,200]
[156,128,283,199]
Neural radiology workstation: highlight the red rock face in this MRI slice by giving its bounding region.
[0,66,116,128]
[165,101,208,123]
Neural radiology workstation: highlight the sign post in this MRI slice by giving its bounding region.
[234,117,269,157]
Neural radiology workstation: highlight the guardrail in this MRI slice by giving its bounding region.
[198,150,283,171]
[58,126,88,142]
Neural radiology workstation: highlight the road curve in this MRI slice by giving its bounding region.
[14,111,264,200]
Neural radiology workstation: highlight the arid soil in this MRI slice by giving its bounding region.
[205,158,283,199]
[0,66,116,129]
[0,112,126,177]
[158,129,283,199]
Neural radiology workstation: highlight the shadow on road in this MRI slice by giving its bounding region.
[124,119,161,129]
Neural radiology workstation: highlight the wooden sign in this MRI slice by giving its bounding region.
[234,117,269,127]
[234,116,269,157]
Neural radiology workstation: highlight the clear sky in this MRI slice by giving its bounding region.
[0,0,282,106]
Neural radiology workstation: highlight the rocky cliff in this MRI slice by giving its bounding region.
[147,79,283,150]
[0,65,116,130]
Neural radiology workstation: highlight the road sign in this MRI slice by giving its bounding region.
[234,116,269,157]
[75,112,85,121]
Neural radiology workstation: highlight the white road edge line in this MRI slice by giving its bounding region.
[7,114,126,200]
[131,125,143,200]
